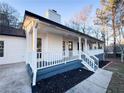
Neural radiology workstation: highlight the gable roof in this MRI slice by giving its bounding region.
[0,25,26,37]
[24,10,104,43]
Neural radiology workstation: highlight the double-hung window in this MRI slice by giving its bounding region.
[0,41,4,57]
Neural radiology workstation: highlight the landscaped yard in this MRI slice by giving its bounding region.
[104,58,124,93]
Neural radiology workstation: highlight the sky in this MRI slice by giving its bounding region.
[0,0,101,24]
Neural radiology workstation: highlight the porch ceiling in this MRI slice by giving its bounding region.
[37,22,101,43]
[38,22,79,39]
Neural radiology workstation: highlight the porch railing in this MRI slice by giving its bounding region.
[86,49,104,56]
[81,52,99,71]
[37,50,79,69]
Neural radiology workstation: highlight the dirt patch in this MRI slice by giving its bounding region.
[35,68,93,93]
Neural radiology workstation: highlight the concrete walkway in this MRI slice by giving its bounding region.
[0,62,31,93]
[66,69,113,93]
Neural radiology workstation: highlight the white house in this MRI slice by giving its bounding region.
[0,25,26,65]
[0,10,104,86]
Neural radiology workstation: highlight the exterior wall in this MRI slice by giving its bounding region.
[39,33,63,60]
[63,37,78,51]
[0,35,26,65]
[47,33,63,53]
[37,32,47,52]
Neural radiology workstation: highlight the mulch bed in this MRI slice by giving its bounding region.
[99,60,110,68]
[33,68,94,93]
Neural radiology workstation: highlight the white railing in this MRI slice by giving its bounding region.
[28,50,99,72]
[28,52,37,71]
[86,49,104,56]
[81,52,99,71]
[90,55,99,67]
[37,50,79,69]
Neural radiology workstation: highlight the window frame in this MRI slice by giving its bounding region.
[68,41,73,51]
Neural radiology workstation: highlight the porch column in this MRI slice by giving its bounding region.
[84,38,88,51]
[32,26,37,86]
[26,31,30,64]
[79,37,82,59]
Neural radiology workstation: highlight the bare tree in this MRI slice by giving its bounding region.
[0,2,20,28]
[114,0,124,62]
[65,5,92,34]
[100,0,121,57]
[94,8,109,58]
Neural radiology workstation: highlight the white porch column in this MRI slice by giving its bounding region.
[32,26,37,86]
[26,31,30,64]
[84,38,88,51]
[79,37,82,59]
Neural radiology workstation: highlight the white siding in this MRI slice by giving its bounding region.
[0,35,26,65]
[47,33,63,53]
[63,37,78,51]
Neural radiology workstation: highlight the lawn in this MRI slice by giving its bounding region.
[105,58,124,93]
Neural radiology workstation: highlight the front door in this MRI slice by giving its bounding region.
[68,41,73,56]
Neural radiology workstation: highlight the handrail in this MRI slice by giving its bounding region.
[81,51,98,71]
[90,56,99,66]
[84,50,99,67]
[81,52,95,62]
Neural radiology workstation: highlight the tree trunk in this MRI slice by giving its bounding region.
[112,6,116,57]
[121,51,123,62]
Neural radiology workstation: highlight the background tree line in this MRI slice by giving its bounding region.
[0,2,21,28]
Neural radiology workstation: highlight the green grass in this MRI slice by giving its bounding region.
[118,64,124,74]
[105,59,124,93]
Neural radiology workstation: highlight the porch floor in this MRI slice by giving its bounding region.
[35,68,94,93]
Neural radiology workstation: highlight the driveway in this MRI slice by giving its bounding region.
[0,62,32,93]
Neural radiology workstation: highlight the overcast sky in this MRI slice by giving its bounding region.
[0,0,100,24]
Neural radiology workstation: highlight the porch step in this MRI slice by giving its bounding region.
[36,60,82,82]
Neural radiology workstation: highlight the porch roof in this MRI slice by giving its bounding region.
[23,10,104,43]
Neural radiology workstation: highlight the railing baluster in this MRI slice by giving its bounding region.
[36,50,80,69]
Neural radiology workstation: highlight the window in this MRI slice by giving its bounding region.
[89,44,92,49]
[63,41,65,51]
[98,43,102,49]
[37,38,42,52]
[68,41,73,51]
[0,41,4,57]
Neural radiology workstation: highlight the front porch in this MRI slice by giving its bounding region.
[24,18,104,86]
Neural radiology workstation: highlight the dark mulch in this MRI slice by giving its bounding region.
[99,60,110,68]
[34,68,94,93]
